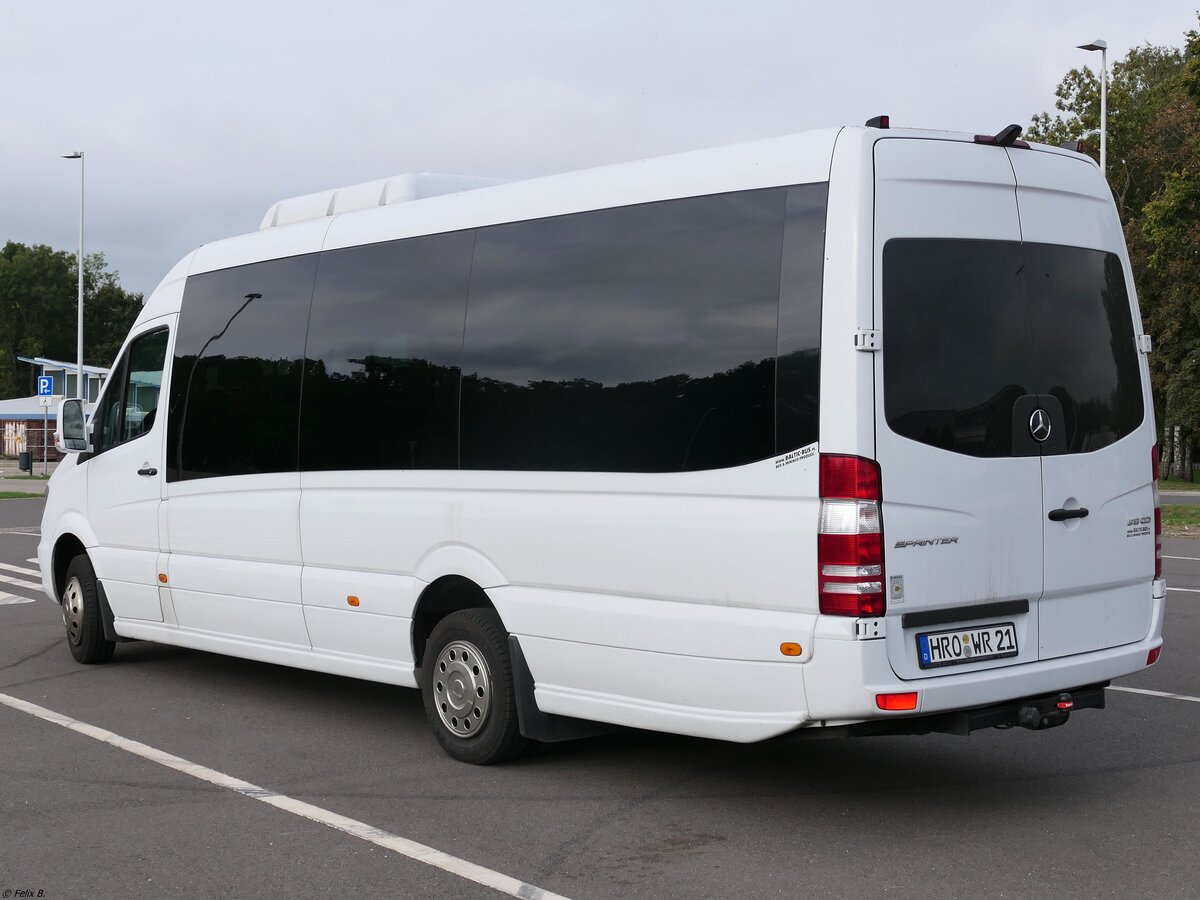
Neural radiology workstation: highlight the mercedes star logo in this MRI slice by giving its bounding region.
[1029,408,1052,443]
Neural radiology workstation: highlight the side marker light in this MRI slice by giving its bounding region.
[780,642,802,657]
[158,574,168,584]
[347,595,360,607]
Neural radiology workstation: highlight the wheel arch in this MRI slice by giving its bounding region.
[410,575,498,670]
[52,533,89,601]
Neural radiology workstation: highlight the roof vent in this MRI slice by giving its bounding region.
[260,172,509,230]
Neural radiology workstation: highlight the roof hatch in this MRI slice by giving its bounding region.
[259,172,509,230]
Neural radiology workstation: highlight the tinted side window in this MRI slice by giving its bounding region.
[300,232,473,470]
[776,183,827,454]
[1025,245,1143,452]
[167,255,317,481]
[460,189,787,472]
[883,240,1034,458]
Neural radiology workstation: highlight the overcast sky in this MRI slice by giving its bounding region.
[2,1,1197,299]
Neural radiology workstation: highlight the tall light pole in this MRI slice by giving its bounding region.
[62,151,85,399]
[1077,39,1108,177]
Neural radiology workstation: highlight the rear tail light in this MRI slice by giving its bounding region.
[819,454,885,616]
[1147,646,1162,666]
[1153,445,1162,579]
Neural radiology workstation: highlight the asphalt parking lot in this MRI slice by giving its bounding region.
[1,496,1197,900]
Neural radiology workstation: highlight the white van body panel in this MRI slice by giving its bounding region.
[298,457,823,708]
[41,125,1162,746]
[320,129,842,254]
[85,311,177,623]
[189,218,330,278]
[1007,148,1157,659]
[818,129,875,457]
[140,252,195,322]
[166,472,306,646]
[872,138,1045,680]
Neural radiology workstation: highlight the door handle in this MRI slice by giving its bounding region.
[1048,507,1089,522]
[137,466,158,477]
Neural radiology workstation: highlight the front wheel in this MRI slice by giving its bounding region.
[62,554,115,665]
[421,608,527,764]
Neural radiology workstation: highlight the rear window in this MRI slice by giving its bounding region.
[883,239,1143,457]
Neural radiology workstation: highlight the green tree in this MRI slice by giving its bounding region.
[0,241,143,399]
[1026,43,1186,220]
[1029,26,1200,461]
[1136,34,1200,446]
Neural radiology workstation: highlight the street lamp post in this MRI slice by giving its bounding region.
[62,151,85,400]
[1077,39,1108,177]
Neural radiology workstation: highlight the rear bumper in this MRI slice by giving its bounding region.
[803,589,1165,725]
[838,683,1107,736]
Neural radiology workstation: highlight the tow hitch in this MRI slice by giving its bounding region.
[1017,692,1075,731]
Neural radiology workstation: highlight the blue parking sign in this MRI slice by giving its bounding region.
[37,375,53,396]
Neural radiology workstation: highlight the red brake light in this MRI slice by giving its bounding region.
[819,455,885,617]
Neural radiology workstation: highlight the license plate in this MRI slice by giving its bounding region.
[917,622,1018,669]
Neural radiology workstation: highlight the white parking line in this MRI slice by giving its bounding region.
[0,561,40,577]
[1164,555,1200,561]
[1166,587,1200,593]
[0,592,36,605]
[1110,685,1200,704]
[0,572,42,593]
[0,692,571,900]
[25,558,38,564]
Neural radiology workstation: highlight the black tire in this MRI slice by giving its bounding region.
[421,608,527,764]
[61,554,115,665]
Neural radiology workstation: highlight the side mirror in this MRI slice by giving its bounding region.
[57,398,91,453]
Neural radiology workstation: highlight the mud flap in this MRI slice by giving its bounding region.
[508,635,616,743]
[95,582,135,643]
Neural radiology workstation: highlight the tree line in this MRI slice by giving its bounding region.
[0,241,142,400]
[1027,22,1200,479]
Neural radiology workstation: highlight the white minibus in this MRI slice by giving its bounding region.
[42,119,1165,763]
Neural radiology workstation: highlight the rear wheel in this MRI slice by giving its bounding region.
[421,608,527,764]
[62,554,115,665]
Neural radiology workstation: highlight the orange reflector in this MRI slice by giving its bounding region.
[158,574,168,584]
[779,642,802,657]
[347,596,360,607]
[876,692,918,711]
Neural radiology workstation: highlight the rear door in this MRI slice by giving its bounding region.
[873,138,1044,680]
[1008,149,1154,659]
